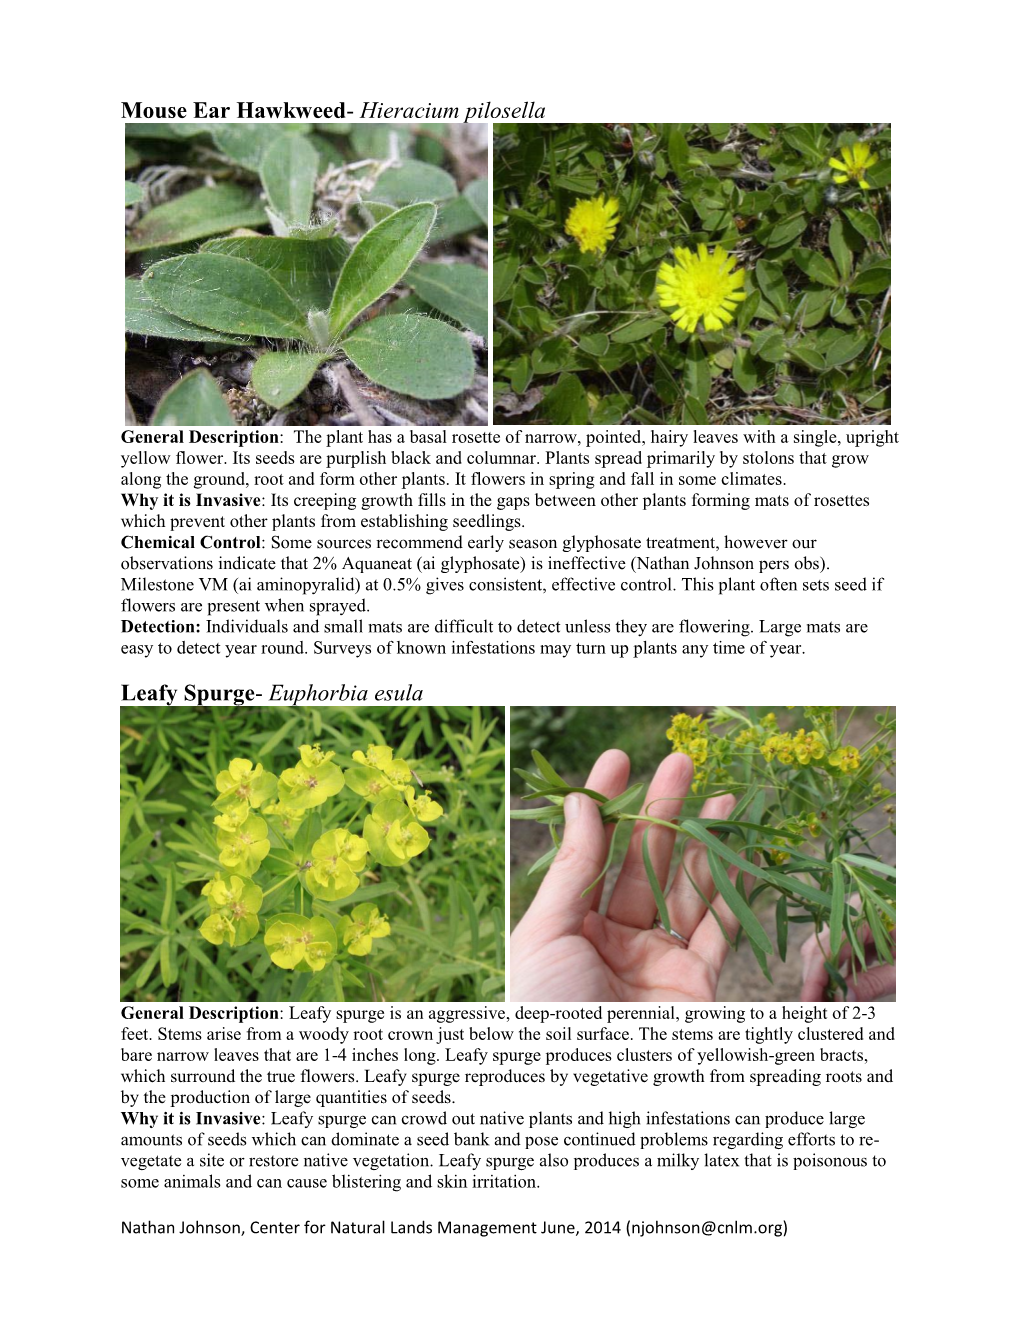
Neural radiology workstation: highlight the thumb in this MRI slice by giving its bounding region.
[846,963,896,1001]
[519,793,607,941]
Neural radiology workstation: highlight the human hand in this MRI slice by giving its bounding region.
[508,749,741,1002]
[800,925,896,1001]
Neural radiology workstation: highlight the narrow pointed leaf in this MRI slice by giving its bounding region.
[152,369,233,425]
[642,830,673,935]
[329,202,436,338]
[260,133,319,229]
[705,848,773,955]
[342,313,474,400]
[125,181,143,205]
[839,853,896,879]
[829,860,845,959]
[126,279,253,345]
[202,236,348,309]
[144,253,308,339]
[126,184,267,252]
[531,749,568,788]
[681,817,772,883]
[405,262,488,338]
[251,351,327,407]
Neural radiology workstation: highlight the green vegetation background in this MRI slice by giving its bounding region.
[121,705,504,1003]
[494,123,891,426]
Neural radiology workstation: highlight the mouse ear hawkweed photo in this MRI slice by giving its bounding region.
[494,123,890,425]
[126,123,488,424]
[510,707,895,1000]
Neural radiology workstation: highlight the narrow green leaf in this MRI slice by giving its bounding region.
[840,854,896,880]
[405,263,488,338]
[850,260,891,294]
[260,133,319,229]
[125,279,253,345]
[125,181,143,205]
[642,829,673,935]
[342,312,474,400]
[755,260,788,314]
[776,897,788,961]
[681,818,773,883]
[329,203,436,337]
[612,319,662,344]
[126,184,267,252]
[732,348,761,393]
[531,750,567,787]
[527,845,560,878]
[824,331,868,367]
[152,369,233,425]
[828,214,852,280]
[251,351,327,407]
[705,848,773,955]
[144,253,308,339]
[792,248,840,287]
[493,255,519,304]
[843,208,881,243]
[829,860,845,960]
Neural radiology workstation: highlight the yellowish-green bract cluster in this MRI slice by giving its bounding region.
[666,707,894,864]
[199,742,444,974]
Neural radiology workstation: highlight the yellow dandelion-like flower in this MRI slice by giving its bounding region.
[828,142,879,190]
[656,243,747,333]
[564,195,620,255]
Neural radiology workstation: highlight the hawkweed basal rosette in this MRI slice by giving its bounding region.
[133,203,475,408]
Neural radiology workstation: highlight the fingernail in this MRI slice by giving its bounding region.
[564,794,580,821]
[845,987,857,1002]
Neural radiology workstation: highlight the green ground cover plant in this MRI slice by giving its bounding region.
[126,124,488,425]
[510,706,894,999]
[121,706,505,1002]
[494,124,890,425]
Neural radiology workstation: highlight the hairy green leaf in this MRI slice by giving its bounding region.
[144,253,308,339]
[371,161,457,207]
[126,279,253,345]
[126,184,267,252]
[329,203,436,338]
[251,351,327,407]
[343,313,474,400]
[260,133,319,230]
[152,369,234,425]
[405,263,488,338]
[202,236,348,310]
[212,124,311,171]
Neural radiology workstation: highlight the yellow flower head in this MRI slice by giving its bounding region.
[565,195,620,255]
[829,745,861,773]
[656,244,747,333]
[829,142,879,190]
